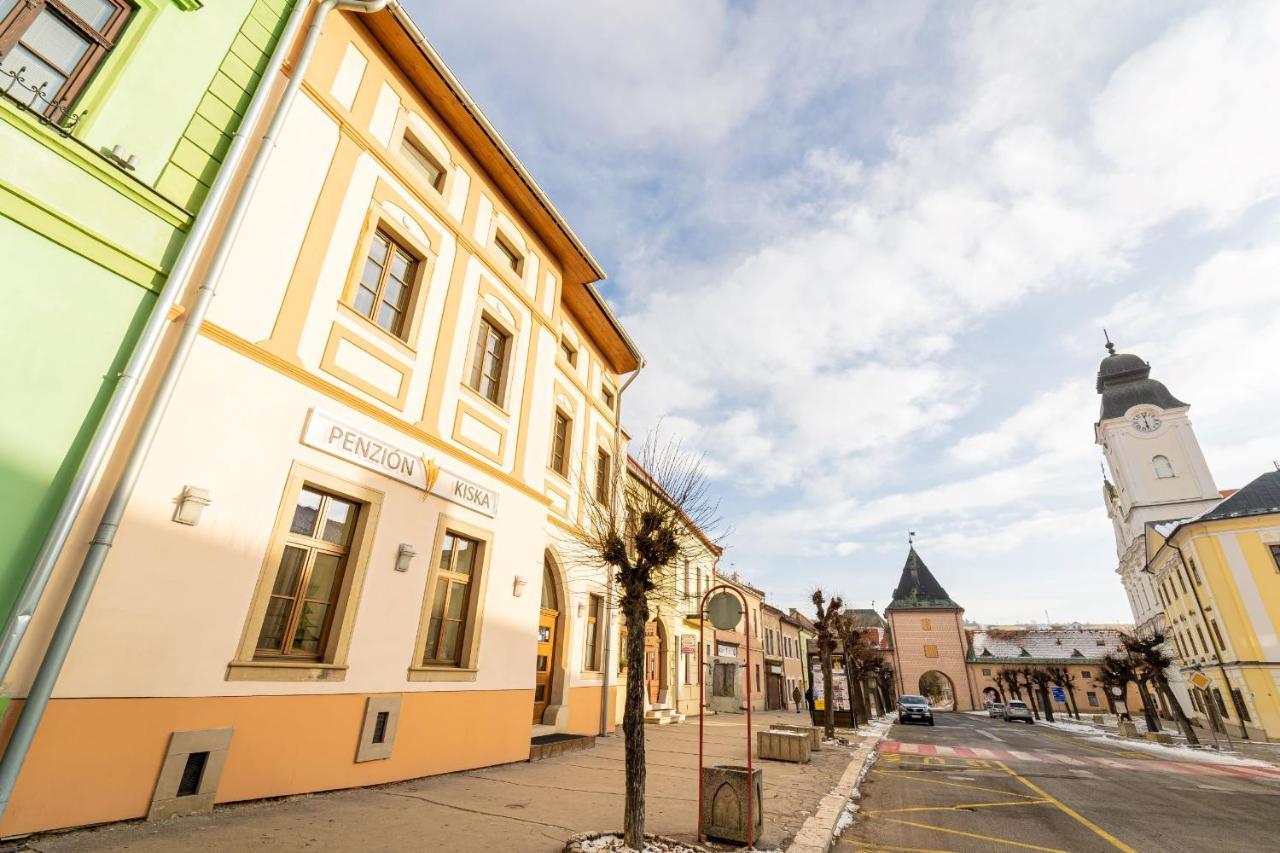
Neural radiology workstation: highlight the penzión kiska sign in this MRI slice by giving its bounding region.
[302,408,499,517]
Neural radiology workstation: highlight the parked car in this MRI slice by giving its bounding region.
[989,702,1005,719]
[897,694,935,726]
[1003,700,1034,724]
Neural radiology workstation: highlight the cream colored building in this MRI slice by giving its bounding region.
[2,5,640,836]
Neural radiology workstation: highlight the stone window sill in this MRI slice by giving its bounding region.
[226,660,349,682]
[408,665,479,683]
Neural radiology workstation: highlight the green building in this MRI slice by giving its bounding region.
[0,0,294,621]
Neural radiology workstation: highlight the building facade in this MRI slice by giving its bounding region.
[1095,340,1223,716]
[708,571,766,712]
[761,604,786,710]
[1148,472,1280,741]
[1,5,642,836]
[885,547,976,711]
[0,0,293,625]
[779,612,808,711]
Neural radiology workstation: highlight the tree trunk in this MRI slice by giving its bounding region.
[821,648,836,739]
[1066,684,1080,720]
[1154,673,1199,745]
[621,595,649,849]
[1023,680,1040,719]
[1038,685,1055,722]
[843,664,860,729]
[1136,678,1160,733]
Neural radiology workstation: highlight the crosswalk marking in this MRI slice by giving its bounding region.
[880,740,1280,781]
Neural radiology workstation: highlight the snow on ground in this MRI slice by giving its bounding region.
[832,801,860,837]
[1040,719,1277,767]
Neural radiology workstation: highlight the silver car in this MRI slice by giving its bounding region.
[988,702,1005,719]
[1003,700,1033,724]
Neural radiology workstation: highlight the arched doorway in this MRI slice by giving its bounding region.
[918,670,955,709]
[645,619,668,705]
[982,686,1002,706]
[533,557,560,723]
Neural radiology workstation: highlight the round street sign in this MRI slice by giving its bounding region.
[707,591,744,631]
[1110,686,1123,697]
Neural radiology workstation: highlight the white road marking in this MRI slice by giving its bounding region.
[1069,769,1098,779]
[975,728,1005,742]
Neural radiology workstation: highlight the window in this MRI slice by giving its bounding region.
[255,487,359,660]
[549,410,571,476]
[683,651,694,684]
[923,644,939,658]
[1081,670,1092,678]
[584,594,602,671]
[921,618,932,631]
[0,0,131,116]
[468,317,509,405]
[353,230,419,338]
[421,531,480,665]
[1270,545,1280,572]
[401,134,446,191]
[559,338,577,366]
[1232,688,1251,722]
[1086,691,1099,707]
[1210,619,1225,651]
[595,448,611,502]
[756,664,761,688]
[1178,570,1188,595]
[1190,559,1202,584]
[1195,625,1208,656]
[494,234,521,273]
[601,385,616,411]
[1153,455,1174,479]
[981,668,991,676]
[683,563,691,600]
[1213,688,1229,718]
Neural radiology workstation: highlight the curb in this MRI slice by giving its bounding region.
[786,720,890,853]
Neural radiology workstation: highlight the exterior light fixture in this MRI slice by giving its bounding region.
[513,575,527,597]
[173,486,211,526]
[395,544,416,573]
[107,144,138,171]
[577,601,586,617]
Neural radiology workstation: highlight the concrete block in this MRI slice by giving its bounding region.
[701,765,763,844]
[1118,721,1139,738]
[770,723,822,750]
[758,729,811,763]
[1145,732,1174,744]
[1091,715,1106,724]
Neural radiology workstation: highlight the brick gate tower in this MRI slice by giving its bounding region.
[885,547,976,711]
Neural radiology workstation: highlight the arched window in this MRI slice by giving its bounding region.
[541,556,558,610]
[1153,455,1174,479]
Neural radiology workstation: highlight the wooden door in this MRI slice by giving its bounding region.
[533,607,557,723]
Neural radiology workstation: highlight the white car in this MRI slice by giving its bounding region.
[1003,700,1034,724]
[988,702,1005,719]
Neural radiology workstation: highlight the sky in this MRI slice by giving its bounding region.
[404,0,1280,624]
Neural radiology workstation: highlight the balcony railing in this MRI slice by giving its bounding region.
[1,51,88,137]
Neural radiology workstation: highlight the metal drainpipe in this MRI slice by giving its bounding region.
[598,357,645,736]
[1168,542,1250,740]
[0,0,395,817]
[0,0,321,687]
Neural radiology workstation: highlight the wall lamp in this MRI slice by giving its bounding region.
[395,543,416,573]
[173,486,211,526]
[513,575,527,597]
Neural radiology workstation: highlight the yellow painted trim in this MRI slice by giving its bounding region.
[451,400,507,465]
[998,762,1136,852]
[199,321,551,508]
[320,323,410,409]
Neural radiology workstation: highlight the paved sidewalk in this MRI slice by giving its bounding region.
[26,711,881,853]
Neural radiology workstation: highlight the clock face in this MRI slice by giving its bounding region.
[1131,412,1162,433]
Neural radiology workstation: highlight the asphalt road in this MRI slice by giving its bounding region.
[839,711,1280,852]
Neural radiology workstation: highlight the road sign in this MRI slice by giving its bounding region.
[1189,671,1211,689]
[1051,686,1067,703]
[1110,686,1123,697]
[707,592,743,630]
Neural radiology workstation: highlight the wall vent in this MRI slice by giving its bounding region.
[177,751,209,797]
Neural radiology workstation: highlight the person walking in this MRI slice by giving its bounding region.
[793,684,803,714]
[804,685,813,715]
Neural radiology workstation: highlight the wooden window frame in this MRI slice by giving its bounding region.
[921,618,932,631]
[419,530,480,667]
[493,232,523,275]
[595,447,611,503]
[346,226,423,341]
[0,0,132,117]
[466,313,512,408]
[601,384,616,412]
[228,463,382,682]
[923,643,939,658]
[1270,545,1280,572]
[559,337,577,367]
[583,593,602,672]
[1210,619,1225,652]
[409,514,493,682]
[400,130,447,193]
[549,409,571,477]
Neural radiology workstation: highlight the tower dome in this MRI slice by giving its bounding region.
[1095,338,1187,420]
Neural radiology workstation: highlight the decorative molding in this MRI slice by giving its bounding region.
[172,0,205,9]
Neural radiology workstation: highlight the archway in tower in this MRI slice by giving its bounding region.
[918,671,955,710]
[982,685,1003,706]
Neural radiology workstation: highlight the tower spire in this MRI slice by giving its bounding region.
[1103,328,1116,356]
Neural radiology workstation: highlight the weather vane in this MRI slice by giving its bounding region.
[1103,328,1116,355]
[908,530,916,546]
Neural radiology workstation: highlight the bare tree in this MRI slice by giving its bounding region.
[833,613,874,727]
[993,668,1019,704]
[1046,666,1080,720]
[870,658,895,713]
[812,591,844,738]
[1100,652,1138,720]
[1013,667,1040,719]
[1123,632,1198,745]
[1028,668,1056,723]
[565,434,721,849]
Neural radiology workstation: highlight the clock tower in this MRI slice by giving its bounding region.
[1094,339,1219,718]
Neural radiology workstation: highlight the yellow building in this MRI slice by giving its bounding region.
[1147,470,1280,741]
[1,3,641,836]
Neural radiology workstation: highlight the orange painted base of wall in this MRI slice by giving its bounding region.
[0,690,533,837]
[566,685,619,735]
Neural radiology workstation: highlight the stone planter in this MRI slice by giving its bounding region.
[1145,732,1174,744]
[1118,721,1139,738]
[769,723,821,750]
[701,765,764,844]
[757,729,811,763]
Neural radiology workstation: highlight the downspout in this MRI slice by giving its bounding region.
[0,0,396,817]
[599,357,645,736]
[0,0,322,686]
[1168,541,1250,740]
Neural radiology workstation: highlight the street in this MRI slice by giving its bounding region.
[840,712,1280,852]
